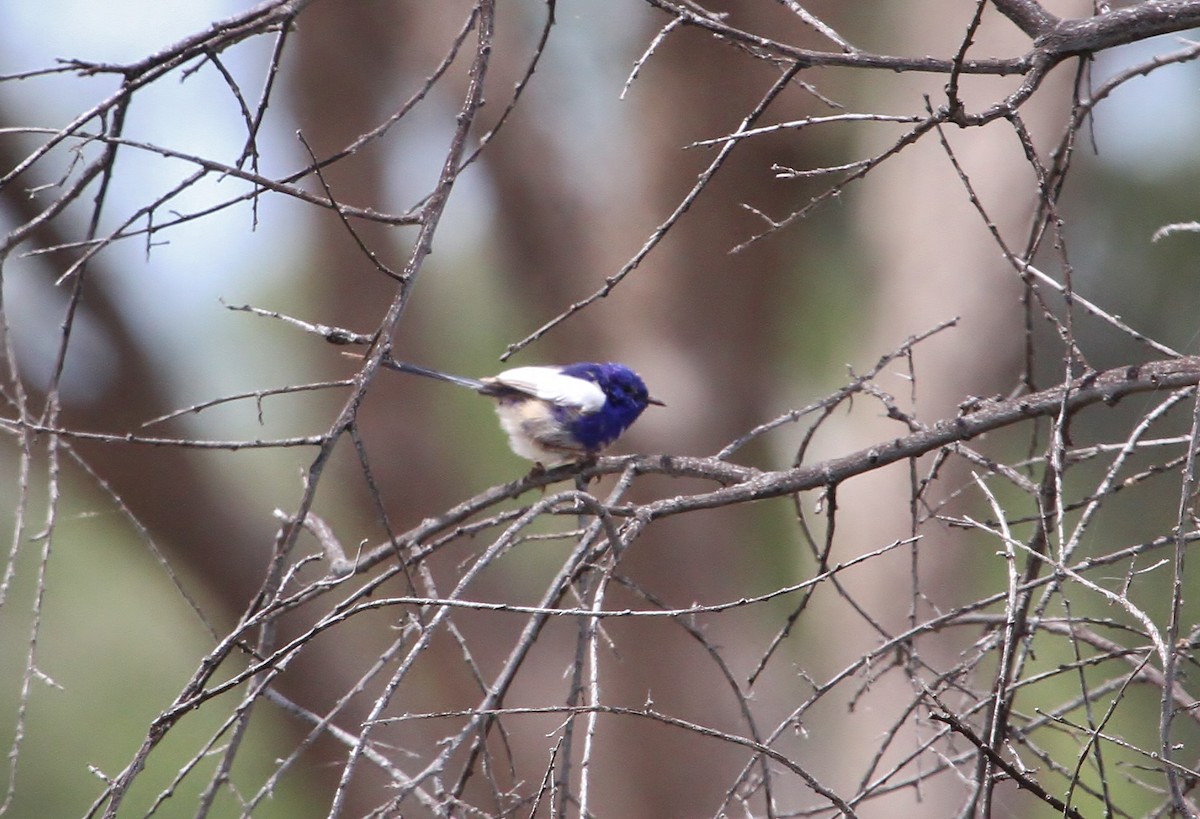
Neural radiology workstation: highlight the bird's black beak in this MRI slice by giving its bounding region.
[647,396,666,407]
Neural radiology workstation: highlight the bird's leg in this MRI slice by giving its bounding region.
[572,454,599,489]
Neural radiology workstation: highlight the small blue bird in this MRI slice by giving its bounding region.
[381,358,664,464]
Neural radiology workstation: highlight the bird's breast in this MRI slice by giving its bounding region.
[493,398,585,462]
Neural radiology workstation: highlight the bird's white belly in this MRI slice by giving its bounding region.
[494,400,583,463]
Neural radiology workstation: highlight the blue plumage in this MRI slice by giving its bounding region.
[551,362,657,453]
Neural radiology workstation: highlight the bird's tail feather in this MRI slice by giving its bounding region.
[381,358,485,391]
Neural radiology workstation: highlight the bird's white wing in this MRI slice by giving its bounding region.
[490,366,606,412]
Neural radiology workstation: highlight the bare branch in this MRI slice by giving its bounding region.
[7,0,1200,815]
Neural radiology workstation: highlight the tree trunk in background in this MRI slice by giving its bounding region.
[475,2,1084,814]
[819,3,1086,813]
[469,4,843,814]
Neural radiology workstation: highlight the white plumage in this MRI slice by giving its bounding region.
[484,366,607,413]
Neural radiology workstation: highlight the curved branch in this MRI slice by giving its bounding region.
[643,0,1200,78]
[635,358,1200,521]
[1037,1,1200,58]
[992,0,1060,37]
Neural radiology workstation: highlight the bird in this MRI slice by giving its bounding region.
[380,357,664,465]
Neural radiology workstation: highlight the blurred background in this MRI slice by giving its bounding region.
[3,0,1200,816]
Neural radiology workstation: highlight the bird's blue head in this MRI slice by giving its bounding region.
[557,362,663,453]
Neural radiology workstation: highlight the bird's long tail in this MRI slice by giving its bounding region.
[381,357,486,391]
